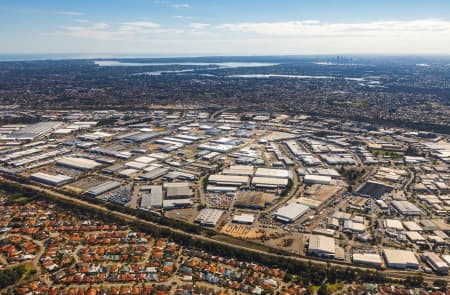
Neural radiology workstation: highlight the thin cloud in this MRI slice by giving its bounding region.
[153,0,170,4]
[121,21,160,28]
[120,21,161,32]
[58,21,172,40]
[170,3,190,8]
[217,19,450,37]
[189,23,210,30]
[60,23,116,40]
[52,18,450,55]
[174,15,193,19]
[56,11,84,16]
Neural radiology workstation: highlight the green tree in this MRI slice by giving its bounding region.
[0,265,27,290]
[433,279,448,290]
[404,275,424,288]
[317,284,330,295]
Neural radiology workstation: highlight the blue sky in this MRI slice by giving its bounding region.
[1,0,450,55]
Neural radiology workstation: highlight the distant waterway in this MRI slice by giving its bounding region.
[103,59,383,85]
[226,74,375,82]
[132,71,382,85]
[227,74,334,79]
[95,60,278,68]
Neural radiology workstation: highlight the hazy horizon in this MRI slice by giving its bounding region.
[2,53,450,63]
[2,0,450,56]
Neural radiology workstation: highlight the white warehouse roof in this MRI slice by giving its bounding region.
[442,255,450,266]
[222,165,254,176]
[232,213,255,224]
[56,157,101,171]
[383,249,419,269]
[384,219,404,231]
[308,235,336,256]
[405,231,426,242]
[391,200,423,216]
[255,168,289,179]
[273,203,309,222]
[195,209,224,226]
[134,156,157,164]
[208,174,249,186]
[353,253,382,267]
[304,174,331,185]
[252,177,288,187]
[403,221,423,232]
[30,172,72,187]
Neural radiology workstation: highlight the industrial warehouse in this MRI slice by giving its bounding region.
[0,109,449,279]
